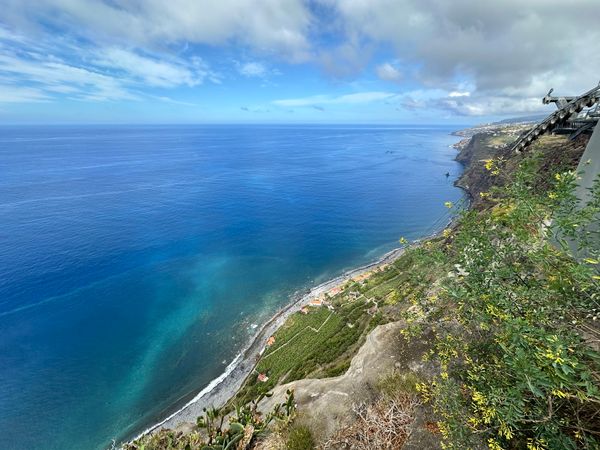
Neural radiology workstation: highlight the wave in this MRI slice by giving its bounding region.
[133,351,244,441]
[128,244,412,446]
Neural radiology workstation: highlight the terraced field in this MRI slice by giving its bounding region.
[234,298,377,405]
[232,240,448,407]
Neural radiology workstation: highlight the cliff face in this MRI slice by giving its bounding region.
[454,129,590,208]
[128,124,596,450]
[454,133,500,207]
[266,127,596,449]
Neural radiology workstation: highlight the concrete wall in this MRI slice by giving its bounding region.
[568,123,600,259]
[575,123,600,205]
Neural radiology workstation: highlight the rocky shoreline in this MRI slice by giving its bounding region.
[131,246,408,441]
[127,126,493,446]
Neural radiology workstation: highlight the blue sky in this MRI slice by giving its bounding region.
[0,0,598,124]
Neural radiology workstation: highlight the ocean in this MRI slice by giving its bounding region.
[0,124,464,449]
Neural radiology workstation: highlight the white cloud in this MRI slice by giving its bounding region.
[333,92,396,104]
[94,48,211,87]
[448,91,470,97]
[153,96,198,107]
[0,27,221,103]
[0,51,138,102]
[273,91,396,107]
[238,62,269,78]
[3,1,599,117]
[318,41,373,78]
[321,0,600,114]
[0,85,49,102]
[2,0,313,62]
[391,86,549,116]
[390,86,550,116]
[435,96,549,116]
[399,96,426,111]
[376,62,402,82]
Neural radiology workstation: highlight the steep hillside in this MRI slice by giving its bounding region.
[455,130,589,208]
[127,126,600,450]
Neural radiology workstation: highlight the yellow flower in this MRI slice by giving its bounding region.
[488,438,504,450]
[555,173,562,181]
[527,438,548,450]
[547,192,557,199]
[399,237,408,245]
[479,191,491,198]
[468,416,480,427]
[472,390,485,405]
[544,350,564,364]
[499,421,513,440]
[442,228,451,238]
[438,422,449,438]
[444,201,454,209]
[482,406,497,424]
[491,202,515,219]
[551,389,568,398]
[484,159,494,171]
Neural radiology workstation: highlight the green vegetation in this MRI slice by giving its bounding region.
[407,153,600,449]
[125,390,296,450]
[234,242,450,407]
[286,425,315,450]
[485,131,537,149]
[377,370,422,398]
[235,300,375,405]
[126,130,600,450]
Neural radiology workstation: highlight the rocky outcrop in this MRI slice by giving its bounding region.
[258,321,440,447]
[454,133,501,206]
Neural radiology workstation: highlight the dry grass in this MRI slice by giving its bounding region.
[321,392,420,450]
[253,431,287,450]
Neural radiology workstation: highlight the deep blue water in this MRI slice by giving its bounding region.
[0,125,464,450]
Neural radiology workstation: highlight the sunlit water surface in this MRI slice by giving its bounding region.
[0,125,464,449]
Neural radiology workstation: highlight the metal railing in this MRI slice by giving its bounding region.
[512,83,600,153]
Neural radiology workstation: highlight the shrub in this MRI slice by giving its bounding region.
[125,390,296,450]
[410,154,600,449]
[323,391,420,450]
[377,370,421,398]
[286,425,315,450]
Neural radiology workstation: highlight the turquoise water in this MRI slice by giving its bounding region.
[0,125,464,449]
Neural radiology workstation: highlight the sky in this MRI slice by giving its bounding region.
[0,0,599,124]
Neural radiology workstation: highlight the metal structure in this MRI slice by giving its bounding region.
[512,83,600,259]
[512,83,600,153]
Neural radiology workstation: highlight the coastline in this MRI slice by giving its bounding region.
[127,131,469,446]
[132,245,408,441]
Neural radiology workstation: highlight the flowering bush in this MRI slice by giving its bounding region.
[412,155,600,449]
